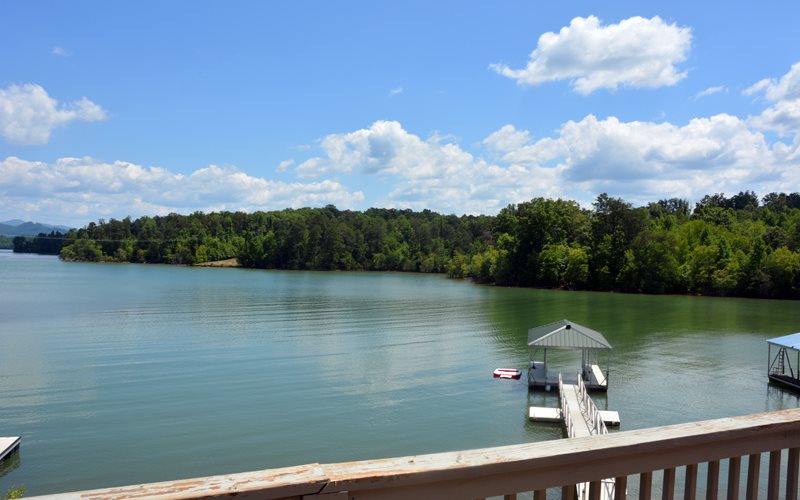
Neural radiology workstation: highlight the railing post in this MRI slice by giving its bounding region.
[727,456,741,499]
[746,453,760,500]
[662,467,676,500]
[639,471,653,500]
[706,460,719,500]
[767,450,781,500]
[588,481,601,500]
[614,476,627,500]
[787,447,799,500]
[684,463,697,500]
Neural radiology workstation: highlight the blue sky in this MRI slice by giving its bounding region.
[2,1,800,227]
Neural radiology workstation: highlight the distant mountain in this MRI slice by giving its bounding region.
[0,221,73,236]
[0,219,26,227]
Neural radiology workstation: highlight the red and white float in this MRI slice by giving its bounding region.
[492,368,522,379]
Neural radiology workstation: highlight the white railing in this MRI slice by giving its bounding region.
[31,408,800,500]
[558,373,575,439]
[577,373,608,436]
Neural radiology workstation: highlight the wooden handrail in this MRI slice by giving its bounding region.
[30,408,800,500]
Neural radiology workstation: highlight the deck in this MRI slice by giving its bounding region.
[26,409,800,500]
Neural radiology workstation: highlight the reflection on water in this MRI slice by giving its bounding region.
[0,450,21,478]
[1,250,799,495]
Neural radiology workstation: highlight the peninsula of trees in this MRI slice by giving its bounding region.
[16,191,800,299]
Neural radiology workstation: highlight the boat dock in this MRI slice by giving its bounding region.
[527,320,612,391]
[0,436,21,462]
[530,375,621,499]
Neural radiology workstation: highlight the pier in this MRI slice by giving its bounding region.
[528,374,620,499]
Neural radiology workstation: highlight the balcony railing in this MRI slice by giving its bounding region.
[32,408,800,500]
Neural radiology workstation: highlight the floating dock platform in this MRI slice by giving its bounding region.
[0,436,21,462]
[529,406,620,426]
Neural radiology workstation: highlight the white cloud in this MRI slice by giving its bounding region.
[294,120,566,214]
[0,84,107,145]
[491,15,691,94]
[276,159,295,172]
[388,86,404,97]
[745,62,800,102]
[746,62,800,137]
[0,157,364,227]
[743,78,771,97]
[695,86,726,99]
[523,113,794,202]
[290,109,799,215]
[751,99,800,137]
[52,46,71,57]
[483,124,531,154]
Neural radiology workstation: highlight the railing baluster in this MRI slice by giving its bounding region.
[684,464,697,500]
[767,449,781,500]
[787,447,800,500]
[561,485,573,499]
[589,480,601,500]
[533,490,546,500]
[727,456,741,499]
[640,471,653,500]
[503,494,517,500]
[614,476,627,500]
[706,460,719,500]
[663,467,676,500]
[745,453,760,500]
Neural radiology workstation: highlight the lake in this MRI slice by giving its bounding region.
[1,250,798,495]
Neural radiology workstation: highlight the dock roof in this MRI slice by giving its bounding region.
[767,332,800,350]
[528,319,612,350]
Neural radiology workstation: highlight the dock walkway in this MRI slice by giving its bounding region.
[559,375,617,500]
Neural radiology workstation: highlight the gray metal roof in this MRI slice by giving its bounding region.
[767,332,800,350]
[527,319,612,350]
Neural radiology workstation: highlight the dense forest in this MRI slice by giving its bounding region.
[14,191,800,298]
[11,231,66,254]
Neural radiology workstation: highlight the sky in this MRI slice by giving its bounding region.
[1,1,800,227]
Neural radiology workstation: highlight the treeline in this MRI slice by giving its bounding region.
[54,207,493,275]
[26,191,800,299]
[11,231,66,254]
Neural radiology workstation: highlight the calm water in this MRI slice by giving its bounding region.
[1,250,799,495]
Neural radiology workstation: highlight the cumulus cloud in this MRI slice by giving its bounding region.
[745,62,800,102]
[491,15,691,94]
[746,62,800,138]
[0,84,106,145]
[295,120,566,214]
[0,157,364,226]
[288,107,799,214]
[524,114,796,201]
[483,124,531,154]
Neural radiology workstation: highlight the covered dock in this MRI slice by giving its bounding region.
[527,319,611,391]
[768,332,800,392]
